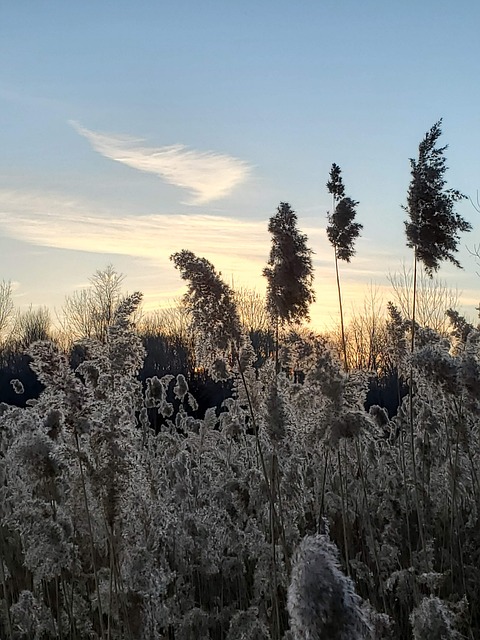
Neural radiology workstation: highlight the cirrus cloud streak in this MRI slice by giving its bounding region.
[71,121,251,205]
[0,188,401,326]
[0,189,270,291]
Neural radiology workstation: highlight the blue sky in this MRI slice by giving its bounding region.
[1,1,479,329]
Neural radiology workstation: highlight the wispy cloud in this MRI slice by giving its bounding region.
[70,122,251,205]
[0,189,269,289]
[0,188,410,326]
[0,189,394,288]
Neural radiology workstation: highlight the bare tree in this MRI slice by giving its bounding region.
[345,285,388,372]
[12,306,51,350]
[139,299,193,345]
[139,300,196,377]
[232,287,275,365]
[324,286,389,373]
[233,287,270,333]
[388,263,459,335]
[0,280,14,345]
[61,265,127,342]
[466,244,480,317]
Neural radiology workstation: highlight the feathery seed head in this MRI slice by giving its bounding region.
[288,534,369,640]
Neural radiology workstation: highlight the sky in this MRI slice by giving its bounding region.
[1,0,479,331]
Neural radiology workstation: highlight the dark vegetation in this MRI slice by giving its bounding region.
[0,295,407,418]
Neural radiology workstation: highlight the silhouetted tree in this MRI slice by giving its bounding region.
[327,197,362,262]
[263,202,315,326]
[404,120,471,350]
[263,202,315,371]
[326,164,362,370]
[404,119,470,276]
[171,249,243,379]
[403,120,470,566]
[326,162,345,202]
